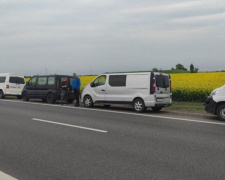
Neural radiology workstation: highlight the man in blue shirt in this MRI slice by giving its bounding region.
[72,73,81,107]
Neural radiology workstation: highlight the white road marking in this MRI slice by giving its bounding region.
[1,99,225,126]
[32,118,108,133]
[0,171,17,180]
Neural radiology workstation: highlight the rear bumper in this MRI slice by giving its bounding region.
[205,97,216,114]
[4,92,22,96]
[145,98,172,107]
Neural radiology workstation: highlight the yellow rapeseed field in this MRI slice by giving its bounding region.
[25,72,225,101]
[170,72,225,101]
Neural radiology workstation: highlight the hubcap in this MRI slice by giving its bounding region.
[135,101,143,111]
[220,108,225,118]
[48,95,53,102]
[23,93,27,99]
[85,98,91,106]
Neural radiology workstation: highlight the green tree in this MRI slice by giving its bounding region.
[190,64,195,73]
[194,68,199,73]
[152,68,158,72]
[176,64,187,71]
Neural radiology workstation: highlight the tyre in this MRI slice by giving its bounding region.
[133,98,145,113]
[217,104,225,121]
[42,99,46,102]
[83,96,93,108]
[104,105,111,108]
[0,90,5,99]
[67,99,74,104]
[17,95,22,99]
[151,107,162,112]
[46,93,55,104]
[22,92,29,101]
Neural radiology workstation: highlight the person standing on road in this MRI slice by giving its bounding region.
[72,73,81,107]
[61,77,69,105]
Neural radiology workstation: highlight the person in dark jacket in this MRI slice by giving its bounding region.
[61,77,69,105]
[72,73,81,107]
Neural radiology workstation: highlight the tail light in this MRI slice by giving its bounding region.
[152,79,156,93]
[6,85,9,89]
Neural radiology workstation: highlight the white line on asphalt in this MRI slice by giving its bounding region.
[0,171,17,180]
[32,118,108,133]
[1,99,225,127]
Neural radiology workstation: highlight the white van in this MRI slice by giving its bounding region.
[81,72,172,112]
[205,85,225,120]
[0,73,26,99]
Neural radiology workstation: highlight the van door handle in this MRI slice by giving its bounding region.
[102,89,106,91]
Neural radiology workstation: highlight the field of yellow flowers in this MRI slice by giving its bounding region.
[170,72,225,101]
[25,72,225,102]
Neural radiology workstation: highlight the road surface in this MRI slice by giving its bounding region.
[1,99,225,180]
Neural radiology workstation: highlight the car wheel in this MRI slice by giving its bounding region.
[217,104,225,121]
[67,99,74,104]
[17,95,22,99]
[22,92,29,101]
[42,99,46,102]
[133,98,145,113]
[151,107,162,112]
[84,96,93,108]
[104,105,111,108]
[46,93,55,104]
[0,90,5,99]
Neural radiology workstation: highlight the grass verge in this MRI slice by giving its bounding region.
[168,101,205,112]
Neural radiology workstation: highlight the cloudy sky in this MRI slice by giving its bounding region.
[0,0,225,75]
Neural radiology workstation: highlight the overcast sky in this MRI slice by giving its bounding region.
[0,0,225,75]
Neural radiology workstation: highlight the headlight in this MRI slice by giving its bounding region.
[211,90,220,96]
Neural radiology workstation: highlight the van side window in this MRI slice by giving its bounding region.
[29,77,37,86]
[48,77,55,85]
[38,77,47,86]
[0,77,6,83]
[93,76,106,87]
[109,75,126,87]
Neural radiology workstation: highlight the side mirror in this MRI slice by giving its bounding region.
[90,82,95,87]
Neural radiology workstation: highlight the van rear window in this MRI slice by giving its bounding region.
[155,75,169,88]
[0,77,6,83]
[9,77,25,84]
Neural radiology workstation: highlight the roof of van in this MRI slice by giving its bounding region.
[32,74,73,77]
[102,71,169,75]
[103,71,152,74]
[0,73,24,77]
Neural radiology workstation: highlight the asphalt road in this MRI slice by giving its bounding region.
[1,99,225,180]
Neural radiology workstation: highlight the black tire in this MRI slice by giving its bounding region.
[17,95,22,99]
[0,90,5,99]
[151,107,163,112]
[67,99,74,104]
[133,98,146,113]
[46,93,55,104]
[217,104,225,121]
[22,92,29,101]
[42,99,47,102]
[83,96,93,108]
[104,105,111,108]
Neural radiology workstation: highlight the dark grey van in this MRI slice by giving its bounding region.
[22,75,75,104]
